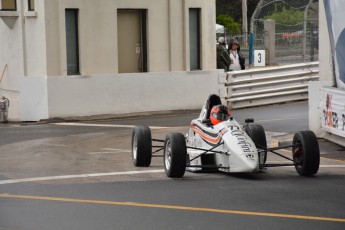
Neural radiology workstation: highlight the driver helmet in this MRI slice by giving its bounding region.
[210,105,230,125]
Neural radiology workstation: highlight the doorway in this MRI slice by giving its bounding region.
[117,9,147,73]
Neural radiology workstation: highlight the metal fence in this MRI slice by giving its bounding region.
[252,0,319,65]
[218,0,319,66]
[225,62,319,109]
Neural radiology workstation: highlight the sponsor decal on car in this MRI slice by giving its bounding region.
[231,130,254,154]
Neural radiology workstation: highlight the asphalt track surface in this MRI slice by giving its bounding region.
[0,101,344,230]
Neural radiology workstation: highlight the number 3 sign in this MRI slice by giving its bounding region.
[254,50,265,67]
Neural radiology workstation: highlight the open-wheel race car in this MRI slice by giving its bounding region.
[131,94,320,178]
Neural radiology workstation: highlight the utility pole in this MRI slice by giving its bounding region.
[242,0,248,46]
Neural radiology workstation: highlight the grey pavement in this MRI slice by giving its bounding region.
[1,107,344,163]
[1,101,344,230]
[269,132,345,162]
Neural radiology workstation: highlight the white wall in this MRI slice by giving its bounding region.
[19,70,225,120]
[19,76,49,121]
[0,11,23,121]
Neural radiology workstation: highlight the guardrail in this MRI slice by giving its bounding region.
[225,62,319,109]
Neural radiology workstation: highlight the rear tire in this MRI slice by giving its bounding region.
[164,133,187,178]
[132,125,152,167]
[245,124,267,164]
[292,131,320,176]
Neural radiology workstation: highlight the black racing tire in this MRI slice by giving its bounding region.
[245,124,267,164]
[132,125,152,167]
[292,131,320,176]
[164,133,187,178]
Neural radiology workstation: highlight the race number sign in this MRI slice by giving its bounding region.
[254,50,265,67]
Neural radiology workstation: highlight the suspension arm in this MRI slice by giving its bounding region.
[152,139,164,142]
[187,142,224,163]
[187,146,228,154]
[186,164,229,170]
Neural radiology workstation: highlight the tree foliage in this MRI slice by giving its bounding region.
[216,14,240,34]
[264,7,304,25]
[216,0,260,33]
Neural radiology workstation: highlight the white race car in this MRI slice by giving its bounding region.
[132,94,320,178]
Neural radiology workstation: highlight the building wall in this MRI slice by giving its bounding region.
[0,3,24,121]
[1,0,218,121]
[44,0,216,75]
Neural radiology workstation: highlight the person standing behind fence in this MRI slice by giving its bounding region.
[228,38,245,71]
[216,37,231,72]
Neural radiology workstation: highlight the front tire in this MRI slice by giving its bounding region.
[132,125,152,167]
[292,131,320,176]
[245,124,267,164]
[164,133,187,178]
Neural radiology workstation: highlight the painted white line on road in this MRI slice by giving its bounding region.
[87,152,121,155]
[87,148,131,154]
[53,122,170,129]
[265,163,345,168]
[0,157,32,160]
[320,165,345,168]
[101,148,131,152]
[0,170,164,185]
[1,164,344,185]
[40,143,68,147]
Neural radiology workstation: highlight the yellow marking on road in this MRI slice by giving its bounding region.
[1,194,345,223]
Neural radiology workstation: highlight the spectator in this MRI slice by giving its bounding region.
[228,38,245,71]
[216,37,231,72]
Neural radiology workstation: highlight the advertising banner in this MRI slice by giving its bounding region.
[324,0,345,90]
[320,87,345,138]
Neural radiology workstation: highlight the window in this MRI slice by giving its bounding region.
[0,0,17,11]
[28,0,34,11]
[65,9,80,75]
[189,8,201,70]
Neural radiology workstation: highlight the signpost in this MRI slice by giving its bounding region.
[254,50,266,67]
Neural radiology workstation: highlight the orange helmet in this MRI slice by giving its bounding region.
[210,105,230,125]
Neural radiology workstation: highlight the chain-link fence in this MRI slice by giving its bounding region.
[250,0,319,65]
[218,0,319,66]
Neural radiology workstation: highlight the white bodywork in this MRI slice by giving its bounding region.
[186,101,261,173]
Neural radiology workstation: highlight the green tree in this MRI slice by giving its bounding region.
[264,6,304,25]
[216,14,240,34]
[216,0,260,31]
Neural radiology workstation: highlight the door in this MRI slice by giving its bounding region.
[117,10,147,73]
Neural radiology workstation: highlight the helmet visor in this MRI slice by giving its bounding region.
[212,112,229,121]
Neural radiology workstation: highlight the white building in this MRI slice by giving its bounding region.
[0,0,223,121]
